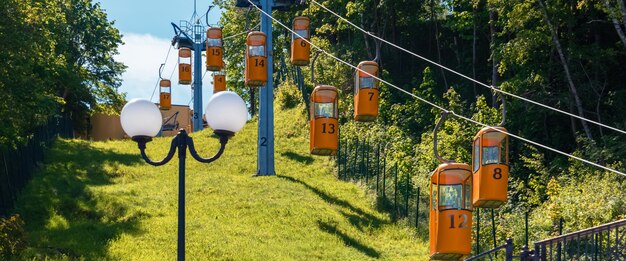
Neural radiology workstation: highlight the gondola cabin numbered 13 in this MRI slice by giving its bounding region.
[309,85,338,156]
[245,31,267,87]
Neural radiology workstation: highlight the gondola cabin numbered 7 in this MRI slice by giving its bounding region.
[472,127,509,208]
[206,27,224,72]
[213,72,226,93]
[354,61,379,122]
[178,48,192,85]
[429,163,473,260]
[159,79,172,110]
[290,16,310,66]
[245,32,267,87]
[310,85,338,156]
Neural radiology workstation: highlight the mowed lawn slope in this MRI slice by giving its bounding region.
[14,105,428,260]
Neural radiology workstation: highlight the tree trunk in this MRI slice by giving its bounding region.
[489,8,500,108]
[472,6,477,97]
[537,0,594,141]
[618,0,626,29]
[604,0,626,45]
[431,0,449,89]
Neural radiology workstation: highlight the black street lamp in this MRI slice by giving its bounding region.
[120,91,248,261]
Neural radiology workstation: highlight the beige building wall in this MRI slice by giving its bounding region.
[91,113,124,141]
[159,104,192,136]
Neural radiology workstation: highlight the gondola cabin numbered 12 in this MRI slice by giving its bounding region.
[354,61,380,122]
[178,47,192,85]
[429,163,473,260]
[472,126,509,208]
[309,85,338,156]
[245,31,267,87]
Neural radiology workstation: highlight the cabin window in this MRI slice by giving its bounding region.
[248,45,265,57]
[207,38,222,47]
[359,77,375,89]
[293,29,308,39]
[473,139,480,172]
[439,185,462,210]
[314,102,336,118]
[431,185,437,210]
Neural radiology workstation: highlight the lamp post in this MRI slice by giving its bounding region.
[120,91,248,261]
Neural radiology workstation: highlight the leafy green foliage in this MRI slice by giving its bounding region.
[0,215,26,256]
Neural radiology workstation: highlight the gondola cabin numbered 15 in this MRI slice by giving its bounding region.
[245,31,267,87]
[354,61,379,122]
[290,16,310,66]
[472,127,509,208]
[310,85,338,156]
[429,163,473,260]
[206,27,224,72]
[178,47,192,85]
[159,79,172,110]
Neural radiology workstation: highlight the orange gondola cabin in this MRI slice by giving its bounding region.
[472,127,509,208]
[310,85,338,156]
[206,27,224,71]
[354,61,379,122]
[430,163,473,260]
[178,47,192,85]
[159,79,171,110]
[291,16,310,66]
[213,72,226,93]
[245,32,267,87]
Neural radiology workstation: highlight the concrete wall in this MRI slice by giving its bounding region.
[90,113,125,141]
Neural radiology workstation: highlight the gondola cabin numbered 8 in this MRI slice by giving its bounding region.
[178,48,192,85]
[159,79,172,110]
[213,72,226,93]
[354,61,379,122]
[245,32,267,87]
[310,85,338,156]
[290,16,310,66]
[206,27,224,72]
[429,163,473,260]
[472,127,509,208]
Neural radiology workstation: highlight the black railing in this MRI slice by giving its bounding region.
[0,113,73,216]
[529,219,626,260]
[465,238,514,261]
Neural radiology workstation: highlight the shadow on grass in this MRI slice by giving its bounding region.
[280,151,314,164]
[13,139,145,259]
[318,220,380,258]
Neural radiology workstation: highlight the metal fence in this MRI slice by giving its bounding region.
[0,113,73,216]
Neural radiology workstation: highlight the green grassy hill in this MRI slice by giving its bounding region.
[13,104,429,260]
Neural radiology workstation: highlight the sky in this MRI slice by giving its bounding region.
[97,0,224,113]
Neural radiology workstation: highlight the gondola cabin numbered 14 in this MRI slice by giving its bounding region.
[472,127,509,208]
[205,27,224,72]
[354,61,379,122]
[309,85,338,156]
[290,16,310,66]
[159,79,172,110]
[178,47,192,85]
[429,163,473,260]
[245,31,267,87]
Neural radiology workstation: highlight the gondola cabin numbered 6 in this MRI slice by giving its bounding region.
[178,48,192,85]
[290,16,310,66]
[310,85,338,156]
[206,27,224,72]
[159,79,172,110]
[245,32,267,87]
[354,61,379,122]
[429,163,473,260]
[213,72,226,93]
[472,127,509,208]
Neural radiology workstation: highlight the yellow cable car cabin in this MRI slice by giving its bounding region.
[206,27,224,72]
[159,79,172,110]
[472,127,509,208]
[245,32,267,87]
[310,85,338,156]
[291,16,310,66]
[213,72,226,93]
[429,163,473,260]
[178,47,192,85]
[354,61,379,122]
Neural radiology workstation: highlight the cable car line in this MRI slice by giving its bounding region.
[247,0,626,177]
[150,45,174,101]
[309,0,626,136]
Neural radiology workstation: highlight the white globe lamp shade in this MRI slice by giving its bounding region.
[120,99,163,138]
[205,91,248,134]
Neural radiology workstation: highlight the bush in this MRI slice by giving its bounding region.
[276,80,303,110]
[0,214,26,256]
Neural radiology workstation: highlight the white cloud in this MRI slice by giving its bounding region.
[116,32,215,111]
